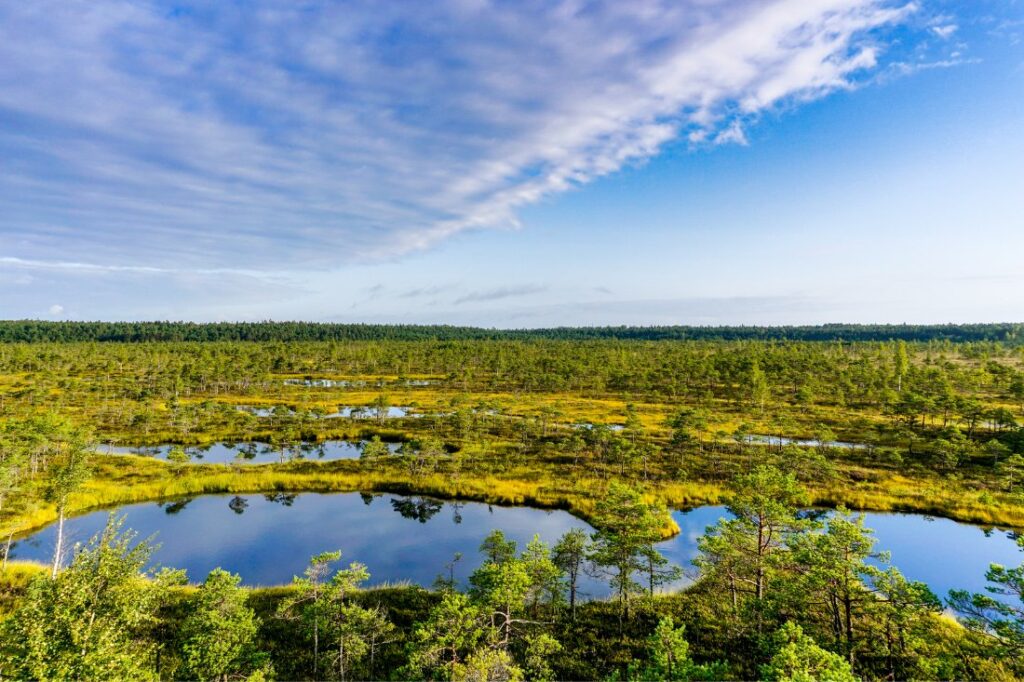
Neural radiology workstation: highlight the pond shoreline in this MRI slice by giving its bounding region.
[12,455,1024,544]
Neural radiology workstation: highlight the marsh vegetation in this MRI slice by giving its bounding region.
[3,324,1024,679]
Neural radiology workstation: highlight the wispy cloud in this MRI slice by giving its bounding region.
[1,256,226,276]
[882,56,981,82]
[454,285,548,306]
[399,285,457,299]
[0,1,929,270]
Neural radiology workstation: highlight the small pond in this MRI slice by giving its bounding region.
[322,406,413,419]
[284,378,363,388]
[11,496,1022,601]
[573,423,626,432]
[236,405,414,419]
[96,440,401,464]
[744,435,867,450]
[283,378,433,388]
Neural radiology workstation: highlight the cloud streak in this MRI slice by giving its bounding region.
[454,285,548,306]
[0,1,925,270]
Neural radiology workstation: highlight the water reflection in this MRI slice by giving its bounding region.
[96,439,401,464]
[235,405,415,419]
[12,494,596,589]
[159,499,192,515]
[390,497,444,523]
[320,406,412,419]
[283,378,434,388]
[744,435,867,449]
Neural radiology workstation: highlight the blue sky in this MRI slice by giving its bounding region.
[1,0,1022,325]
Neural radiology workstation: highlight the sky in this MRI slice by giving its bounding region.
[1,0,1022,326]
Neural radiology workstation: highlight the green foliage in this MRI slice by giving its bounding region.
[453,646,523,682]
[761,621,857,682]
[3,320,1021,343]
[479,529,518,565]
[405,591,487,680]
[4,330,1024,678]
[180,568,268,680]
[949,536,1024,676]
[521,535,562,616]
[523,632,562,682]
[469,534,533,647]
[553,528,590,618]
[359,435,390,467]
[634,616,725,681]
[695,466,806,617]
[276,550,391,680]
[589,482,669,616]
[0,516,182,680]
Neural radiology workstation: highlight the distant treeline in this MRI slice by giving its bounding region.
[0,320,1022,343]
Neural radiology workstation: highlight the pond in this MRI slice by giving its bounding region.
[744,434,867,449]
[321,406,413,419]
[284,378,363,388]
[283,378,433,388]
[236,405,414,419]
[11,496,1022,601]
[95,440,402,464]
[573,423,626,432]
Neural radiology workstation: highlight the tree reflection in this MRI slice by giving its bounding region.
[390,497,443,523]
[263,493,297,506]
[235,442,261,461]
[160,498,193,515]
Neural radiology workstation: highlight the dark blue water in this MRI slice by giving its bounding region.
[96,440,401,464]
[12,496,1022,601]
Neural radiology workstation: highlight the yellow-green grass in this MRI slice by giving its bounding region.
[0,560,45,584]
[0,561,47,617]
[2,368,935,447]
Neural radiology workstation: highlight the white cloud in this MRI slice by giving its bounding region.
[48,304,64,316]
[713,121,750,147]
[931,24,958,39]
[0,0,920,270]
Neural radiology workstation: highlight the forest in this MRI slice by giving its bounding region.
[1,320,1023,344]
[2,330,1024,680]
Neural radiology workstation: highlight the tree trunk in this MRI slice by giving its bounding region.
[844,592,854,664]
[2,530,12,570]
[314,617,319,678]
[755,520,765,601]
[51,505,66,578]
[569,570,578,620]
